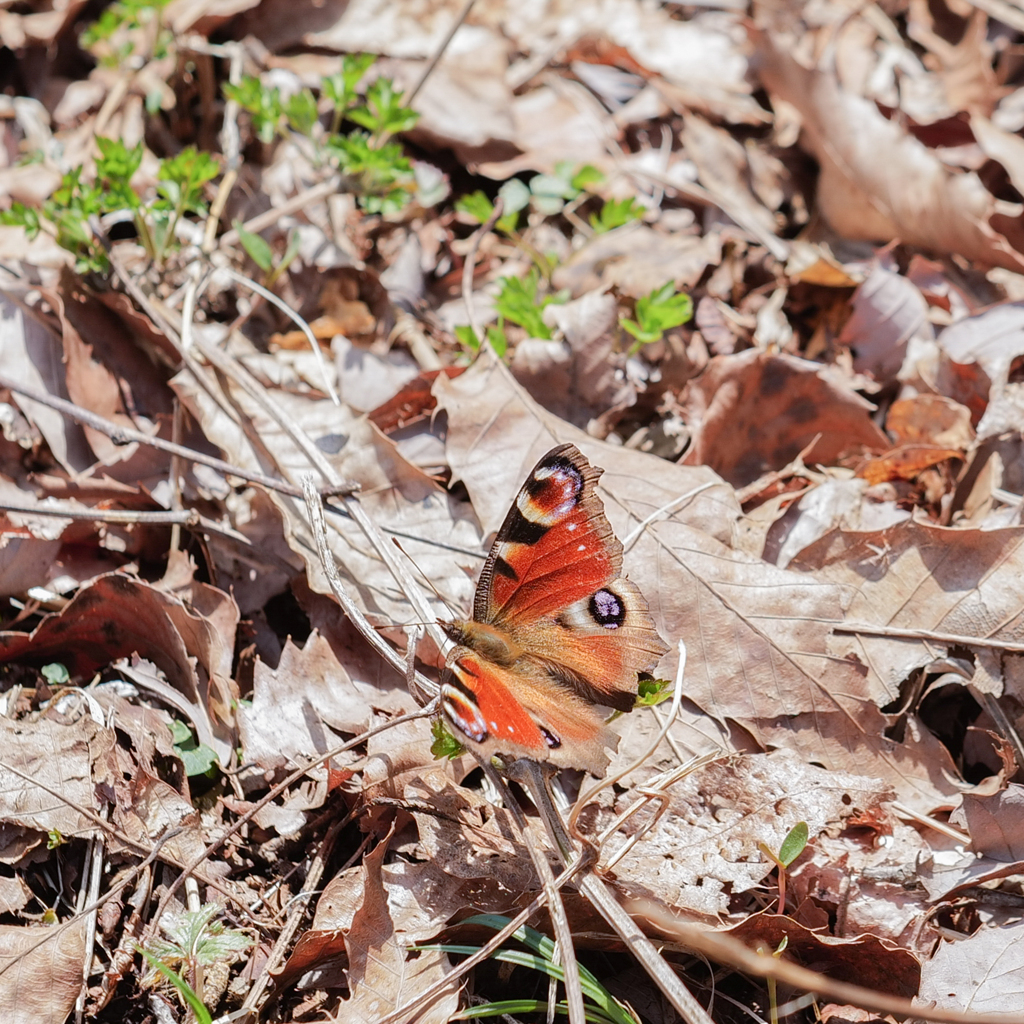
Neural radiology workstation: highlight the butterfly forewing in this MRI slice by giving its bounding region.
[476,445,621,625]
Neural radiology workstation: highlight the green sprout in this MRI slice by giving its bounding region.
[620,281,694,352]
[423,915,635,1024]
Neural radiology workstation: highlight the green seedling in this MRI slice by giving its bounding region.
[348,76,419,139]
[169,719,219,779]
[590,195,644,233]
[423,914,635,1024]
[635,677,674,707]
[224,62,420,212]
[233,220,301,288]
[41,662,70,686]
[326,131,416,214]
[759,820,809,917]
[80,0,173,65]
[454,322,509,359]
[2,138,219,272]
[322,53,377,133]
[620,281,694,352]
[138,904,250,1021]
[494,268,566,340]
[222,75,283,144]
[431,718,465,760]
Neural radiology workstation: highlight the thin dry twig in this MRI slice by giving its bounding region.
[836,622,1024,653]
[406,0,479,105]
[462,197,503,345]
[0,373,354,502]
[633,900,1024,1024]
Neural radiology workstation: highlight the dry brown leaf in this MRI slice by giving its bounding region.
[238,631,412,771]
[837,265,932,381]
[680,350,889,489]
[172,369,481,626]
[0,916,88,1024]
[792,518,1024,700]
[0,292,94,474]
[754,28,1024,273]
[0,573,237,747]
[886,395,974,448]
[789,821,935,946]
[727,912,920,998]
[857,445,963,486]
[339,832,457,1024]
[552,222,722,298]
[0,714,105,861]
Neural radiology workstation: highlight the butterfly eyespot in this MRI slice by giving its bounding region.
[538,725,562,749]
[442,685,489,743]
[589,588,626,629]
[518,457,585,526]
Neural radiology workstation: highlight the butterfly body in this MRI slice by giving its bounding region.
[441,444,668,775]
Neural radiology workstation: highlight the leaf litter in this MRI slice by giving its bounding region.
[4,0,1024,1021]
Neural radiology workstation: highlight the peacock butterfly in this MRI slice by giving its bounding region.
[440,443,668,775]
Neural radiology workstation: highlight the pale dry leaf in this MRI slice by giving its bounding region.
[476,78,619,179]
[0,715,101,859]
[238,631,412,770]
[950,784,1024,860]
[172,368,481,626]
[0,292,94,474]
[792,518,1024,701]
[917,919,1024,1013]
[0,874,32,916]
[511,290,634,426]
[789,822,935,946]
[938,301,1024,386]
[552,223,722,298]
[768,478,910,570]
[605,750,893,919]
[754,28,1024,273]
[0,916,88,1024]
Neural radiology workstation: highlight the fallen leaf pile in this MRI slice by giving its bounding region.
[3,0,1024,1020]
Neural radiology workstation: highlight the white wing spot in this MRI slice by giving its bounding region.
[490,721,498,731]
[567,522,577,531]
[577,543,586,552]
[507,725,514,734]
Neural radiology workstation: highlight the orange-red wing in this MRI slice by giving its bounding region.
[475,444,620,626]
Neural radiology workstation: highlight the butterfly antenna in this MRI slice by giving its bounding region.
[391,538,457,619]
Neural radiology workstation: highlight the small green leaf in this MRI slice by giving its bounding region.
[41,663,70,685]
[454,324,480,352]
[571,164,604,191]
[233,219,274,272]
[285,89,319,136]
[777,821,809,868]
[620,281,693,351]
[493,269,564,340]
[590,195,644,234]
[47,829,67,850]
[455,191,494,225]
[635,677,673,707]
[431,719,464,760]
